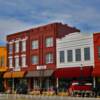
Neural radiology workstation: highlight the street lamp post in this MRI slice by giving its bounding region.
[11,68,14,93]
[80,64,83,83]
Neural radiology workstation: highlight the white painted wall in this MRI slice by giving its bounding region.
[56,32,94,68]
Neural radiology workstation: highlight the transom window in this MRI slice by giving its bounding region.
[45,37,53,47]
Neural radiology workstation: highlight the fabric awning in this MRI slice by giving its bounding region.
[3,71,26,78]
[53,66,93,79]
[0,67,8,72]
[26,70,54,77]
[3,72,12,78]
[92,68,100,77]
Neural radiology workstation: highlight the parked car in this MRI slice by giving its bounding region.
[68,81,92,97]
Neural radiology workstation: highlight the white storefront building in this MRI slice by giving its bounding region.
[56,32,94,69]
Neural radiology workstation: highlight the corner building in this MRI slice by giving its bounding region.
[5,23,79,92]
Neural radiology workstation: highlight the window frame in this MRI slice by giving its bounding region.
[15,41,19,53]
[22,40,26,52]
[21,55,26,67]
[59,51,65,63]
[45,53,53,64]
[84,47,90,61]
[75,48,81,61]
[32,40,39,50]
[67,50,73,62]
[45,37,53,47]
[31,55,39,65]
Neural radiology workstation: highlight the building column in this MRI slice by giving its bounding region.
[56,78,59,88]
[93,77,96,88]
[28,78,32,92]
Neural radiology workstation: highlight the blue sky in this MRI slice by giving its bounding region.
[0,0,100,45]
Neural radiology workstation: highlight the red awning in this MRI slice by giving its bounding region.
[92,68,100,77]
[53,66,93,79]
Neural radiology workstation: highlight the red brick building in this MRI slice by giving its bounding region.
[4,22,80,92]
[93,32,100,92]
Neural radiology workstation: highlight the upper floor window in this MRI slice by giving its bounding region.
[15,42,19,53]
[21,55,26,67]
[98,46,100,59]
[46,53,53,64]
[32,55,38,65]
[45,37,53,47]
[22,40,26,52]
[32,40,38,49]
[75,49,81,61]
[0,56,5,66]
[59,51,65,63]
[67,50,73,62]
[84,47,90,61]
[9,57,13,68]
[15,56,19,68]
[9,44,13,54]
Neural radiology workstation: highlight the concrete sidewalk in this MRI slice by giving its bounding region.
[0,94,100,100]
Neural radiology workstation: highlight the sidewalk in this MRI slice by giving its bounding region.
[0,94,100,100]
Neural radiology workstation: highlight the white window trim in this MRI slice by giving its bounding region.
[21,37,28,41]
[8,56,13,68]
[14,55,19,58]
[21,40,26,52]
[21,55,27,68]
[46,53,53,64]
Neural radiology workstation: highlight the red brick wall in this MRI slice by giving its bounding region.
[7,22,80,71]
[7,31,30,71]
[93,33,100,70]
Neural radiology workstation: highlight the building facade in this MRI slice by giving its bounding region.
[0,47,8,92]
[54,32,94,92]
[5,22,80,93]
[92,32,100,93]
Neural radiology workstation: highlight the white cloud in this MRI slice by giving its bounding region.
[0,18,33,41]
